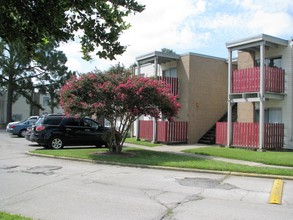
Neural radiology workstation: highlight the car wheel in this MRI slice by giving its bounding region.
[18,129,26,137]
[49,136,64,149]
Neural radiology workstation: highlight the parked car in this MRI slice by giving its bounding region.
[6,116,39,137]
[25,114,64,142]
[30,115,108,149]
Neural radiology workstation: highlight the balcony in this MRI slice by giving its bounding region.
[216,122,284,150]
[232,67,285,94]
[157,76,179,96]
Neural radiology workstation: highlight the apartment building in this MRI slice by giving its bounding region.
[135,51,228,144]
[0,92,63,124]
[216,34,293,150]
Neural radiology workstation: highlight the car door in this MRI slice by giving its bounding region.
[82,118,105,145]
[63,117,84,145]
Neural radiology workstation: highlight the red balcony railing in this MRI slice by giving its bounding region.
[157,76,179,96]
[216,122,284,150]
[138,120,187,143]
[232,67,284,93]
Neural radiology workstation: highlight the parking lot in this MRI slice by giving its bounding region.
[1,130,293,220]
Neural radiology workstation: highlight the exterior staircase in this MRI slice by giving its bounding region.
[198,104,237,145]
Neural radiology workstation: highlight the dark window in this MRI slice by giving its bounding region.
[163,68,177,78]
[255,57,282,68]
[254,108,282,123]
[65,117,80,126]
[42,117,63,125]
[83,118,100,128]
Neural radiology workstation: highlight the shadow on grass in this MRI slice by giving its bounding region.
[88,148,208,167]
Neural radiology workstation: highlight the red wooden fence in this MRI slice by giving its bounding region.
[233,123,259,148]
[139,120,188,143]
[157,76,179,96]
[216,122,227,146]
[216,122,284,150]
[157,121,188,143]
[265,123,284,149]
[139,121,153,141]
[232,67,284,94]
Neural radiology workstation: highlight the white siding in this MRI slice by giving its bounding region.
[12,95,31,121]
[39,94,64,115]
[255,43,293,148]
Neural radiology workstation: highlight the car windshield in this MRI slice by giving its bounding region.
[35,117,43,125]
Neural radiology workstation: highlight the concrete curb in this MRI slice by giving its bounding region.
[27,152,293,180]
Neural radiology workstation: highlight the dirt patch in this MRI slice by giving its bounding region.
[92,151,137,157]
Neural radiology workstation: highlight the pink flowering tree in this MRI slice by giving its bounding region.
[59,72,180,153]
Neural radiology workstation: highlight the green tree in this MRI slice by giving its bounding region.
[0,39,35,123]
[161,48,176,54]
[35,42,76,114]
[0,0,145,60]
[59,73,181,153]
[105,63,133,76]
[0,39,72,123]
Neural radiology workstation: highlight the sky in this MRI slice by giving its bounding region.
[59,0,293,73]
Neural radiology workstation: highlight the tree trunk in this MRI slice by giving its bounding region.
[6,77,14,124]
[50,93,55,114]
[103,127,122,153]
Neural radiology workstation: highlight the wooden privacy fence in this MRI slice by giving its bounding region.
[139,120,188,143]
[216,122,284,149]
[139,121,153,141]
[232,67,284,93]
[216,122,227,146]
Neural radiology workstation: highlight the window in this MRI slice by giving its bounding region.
[255,57,282,68]
[163,68,177,78]
[255,108,282,123]
[83,118,100,128]
[43,117,63,125]
[65,117,80,126]
[43,97,50,106]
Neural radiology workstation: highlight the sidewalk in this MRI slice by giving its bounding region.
[124,143,293,170]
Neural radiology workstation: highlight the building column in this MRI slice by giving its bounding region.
[259,42,265,151]
[135,63,141,140]
[227,49,233,147]
[152,56,158,143]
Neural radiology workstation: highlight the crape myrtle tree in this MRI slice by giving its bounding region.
[0,0,145,60]
[59,73,181,153]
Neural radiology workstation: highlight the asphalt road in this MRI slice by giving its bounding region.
[1,130,293,220]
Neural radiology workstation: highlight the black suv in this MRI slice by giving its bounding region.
[31,115,108,149]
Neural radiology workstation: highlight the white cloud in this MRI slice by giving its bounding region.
[60,0,293,72]
[248,11,293,36]
[65,58,82,72]
[231,0,293,36]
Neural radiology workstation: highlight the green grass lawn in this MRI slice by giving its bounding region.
[125,138,163,147]
[0,212,31,220]
[31,147,293,177]
[184,147,293,167]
